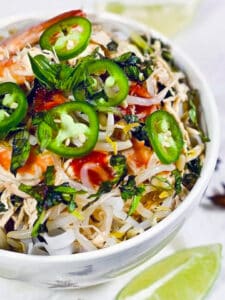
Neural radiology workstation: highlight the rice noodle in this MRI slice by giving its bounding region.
[146,76,155,96]
[7,229,31,240]
[80,163,109,190]
[41,229,76,250]
[29,241,75,255]
[95,140,132,152]
[75,227,97,251]
[47,213,78,232]
[106,196,127,220]
[101,204,113,237]
[126,95,160,106]
[136,203,153,219]
[136,154,175,184]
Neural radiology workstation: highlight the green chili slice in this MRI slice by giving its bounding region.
[0,82,28,139]
[145,110,184,164]
[39,16,92,60]
[74,59,129,107]
[37,101,99,158]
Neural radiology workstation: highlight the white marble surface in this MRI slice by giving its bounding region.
[0,0,224,299]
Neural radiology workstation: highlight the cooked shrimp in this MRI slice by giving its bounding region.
[0,145,11,171]
[0,10,85,56]
[0,10,85,84]
[17,148,54,176]
[125,139,152,173]
[0,46,43,84]
[0,145,54,176]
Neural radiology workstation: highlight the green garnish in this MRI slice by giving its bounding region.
[114,52,153,82]
[0,202,8,212]
[172,169,182,194]
[19,167,82,237]
[120,176,145,215]
[10,129,31,175]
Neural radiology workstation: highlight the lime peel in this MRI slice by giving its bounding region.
[117,244,222,300]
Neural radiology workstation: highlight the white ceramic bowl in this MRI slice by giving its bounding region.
[0,12,220,289]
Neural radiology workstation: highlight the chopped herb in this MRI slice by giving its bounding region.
[87,181,113,202]
[182,158,202,192]
[124,114,139,124]
[32,210,46,237]
[0,202,7,212]
[19,179,79,236]
[132,124,150,146]
[29,49,100,93]
[37,121,52,149]
[172,169,182,194]
[110,154,127,185]
[200,132,210,143]
[120,175,145,215]
[44,166,55,186]
[187,158,202,176]
[114,52,141,65]
[129,194,143,216]
[31,112,44,126]
[10,195,23,206]
[19,183,47,203]
[106,40,118,51]
[120,176,138,200]
[182,173,199,191]
[162,49,173,62]
[124,65,140,82]
[124,114,150,146]
[114,52,153,82]
[68,200,77,213]
[130,33,153,54]
[10,129,31,175]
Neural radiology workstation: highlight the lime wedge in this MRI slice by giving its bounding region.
[102,1,200,36]
[117,244,222,300]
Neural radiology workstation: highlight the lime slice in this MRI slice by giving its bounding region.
[117,244,222,300]
[101,1,200,36]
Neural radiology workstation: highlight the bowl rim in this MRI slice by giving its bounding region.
[0,11,220,263]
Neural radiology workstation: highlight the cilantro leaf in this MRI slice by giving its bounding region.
[172,169,182,195]
[10,129,31,175]
[120,176,145,215]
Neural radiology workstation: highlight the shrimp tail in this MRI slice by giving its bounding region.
[0,10,85,55]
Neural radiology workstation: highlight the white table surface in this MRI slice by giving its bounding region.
[0,0,224,299]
